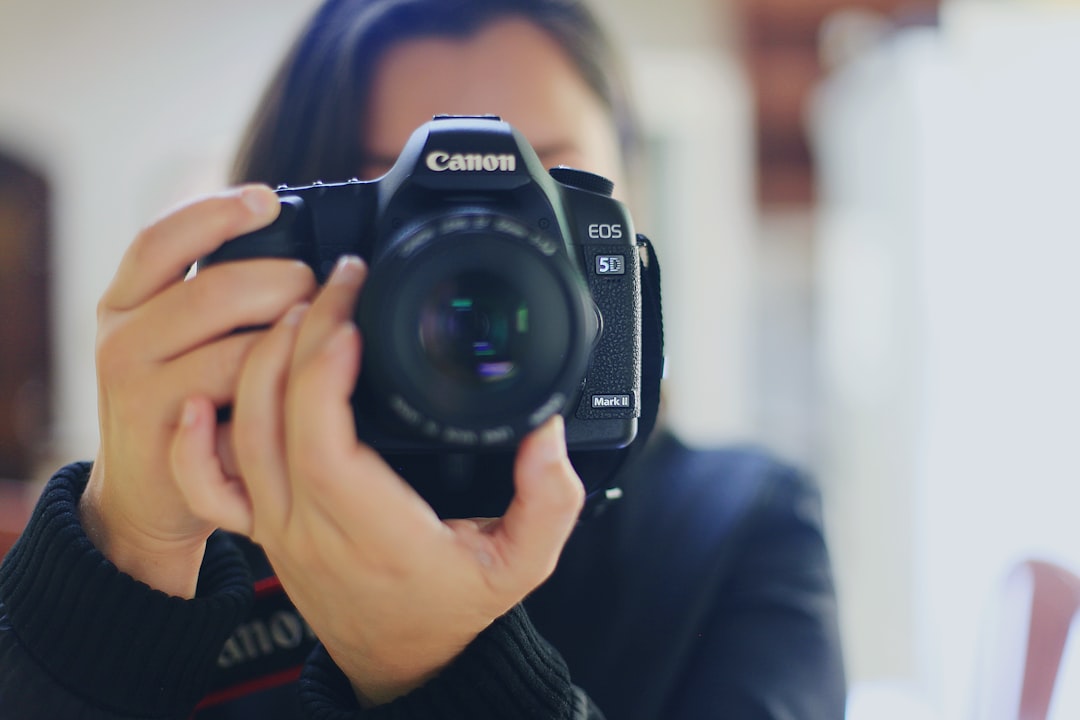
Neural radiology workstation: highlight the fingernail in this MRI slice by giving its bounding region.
[329,255,367,285]
[239,185,279,218]
[180,399,199,429]
[283,303,309,327]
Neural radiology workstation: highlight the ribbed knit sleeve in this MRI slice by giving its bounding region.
[298,604,601,719]
[0,462,254,719]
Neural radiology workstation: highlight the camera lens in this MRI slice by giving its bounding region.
[357,211,593,444]
[418,272,528,386]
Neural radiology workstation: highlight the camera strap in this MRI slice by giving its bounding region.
[635,234,665,450]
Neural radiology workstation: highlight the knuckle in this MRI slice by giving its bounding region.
[498,556,555,600]
[186,266,233,310]
[94,324,131,380]
[189,269,256,326]
[283,260,319,294]
[548,470,585,517]
[95,294,111,322]
[225,331,260,370]
[528,549,563,588]
[568,477,587,513]
[196,260,315,322]
[204,336,251,394]
[128,224,158,266]
[206,189,283,243]
[534,553,561,585]
[199,193,252,239]
[267,259,319,297]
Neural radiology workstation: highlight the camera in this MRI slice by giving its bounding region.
[204,115,659,515]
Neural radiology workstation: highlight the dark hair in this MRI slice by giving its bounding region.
[231,0,637,186]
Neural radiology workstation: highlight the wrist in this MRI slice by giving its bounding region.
[301,607,577,718]
[334,634,475,707]
[80,464,208,598]
[0,462,257,717]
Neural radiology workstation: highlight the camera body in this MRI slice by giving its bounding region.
[205,115,644,459]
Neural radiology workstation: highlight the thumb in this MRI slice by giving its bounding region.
[171,396,255,536]
[492,415,584,589]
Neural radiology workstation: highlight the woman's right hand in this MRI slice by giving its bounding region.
[79,185,317,598]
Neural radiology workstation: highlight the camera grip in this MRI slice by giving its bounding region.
[201,195,309,267]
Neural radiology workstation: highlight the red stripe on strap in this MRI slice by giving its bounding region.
[253,575,283,597]
[195,665,303,710]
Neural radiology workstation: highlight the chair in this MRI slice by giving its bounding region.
[974,558,1080,720]
[0,480,33,559]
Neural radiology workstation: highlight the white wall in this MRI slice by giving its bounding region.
[627,49,758,447]
[0,0,757,461]
[598,0,760,447]
[0,0,326,459]
[812,2,1080,717]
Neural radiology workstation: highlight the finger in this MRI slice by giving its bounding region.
[96,331,263,434]
[290,256,366,374]
[232,302,310,535]
[216,421,239,479]
[154,331,266,408]
[127,258,315,362]
[172,396,254,536]
[103,185,281,312]
[286,317,438,534]
[490,415,584,587]
[287,321,366,466]
[284,255,366,462]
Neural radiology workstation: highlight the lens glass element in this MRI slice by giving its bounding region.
[418,272,529,386]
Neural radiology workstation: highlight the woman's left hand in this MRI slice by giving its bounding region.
[170,255,585,706]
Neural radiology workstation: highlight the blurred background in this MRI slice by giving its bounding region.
[1,0,1078,717]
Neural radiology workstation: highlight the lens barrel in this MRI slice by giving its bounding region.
[356,210,594,446]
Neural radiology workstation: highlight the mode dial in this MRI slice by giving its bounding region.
[549,166,615,197]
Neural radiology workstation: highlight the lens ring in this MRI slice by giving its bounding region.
[357,211,591,442]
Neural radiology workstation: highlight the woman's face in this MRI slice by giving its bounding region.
[360,17,625,194]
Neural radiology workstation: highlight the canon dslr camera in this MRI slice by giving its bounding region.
[205,115,658,513]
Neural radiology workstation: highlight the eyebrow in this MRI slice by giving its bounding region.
[360,152,399,169]
[533,141,579,164]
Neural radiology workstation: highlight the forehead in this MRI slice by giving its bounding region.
[363,17,606,155]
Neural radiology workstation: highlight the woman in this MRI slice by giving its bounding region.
[0,1,846,718]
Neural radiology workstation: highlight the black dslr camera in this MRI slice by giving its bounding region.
[205,115,661,516]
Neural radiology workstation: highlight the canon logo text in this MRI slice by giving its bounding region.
[425,150,517,172]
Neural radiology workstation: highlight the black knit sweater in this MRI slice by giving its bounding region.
[0,433,846,719]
